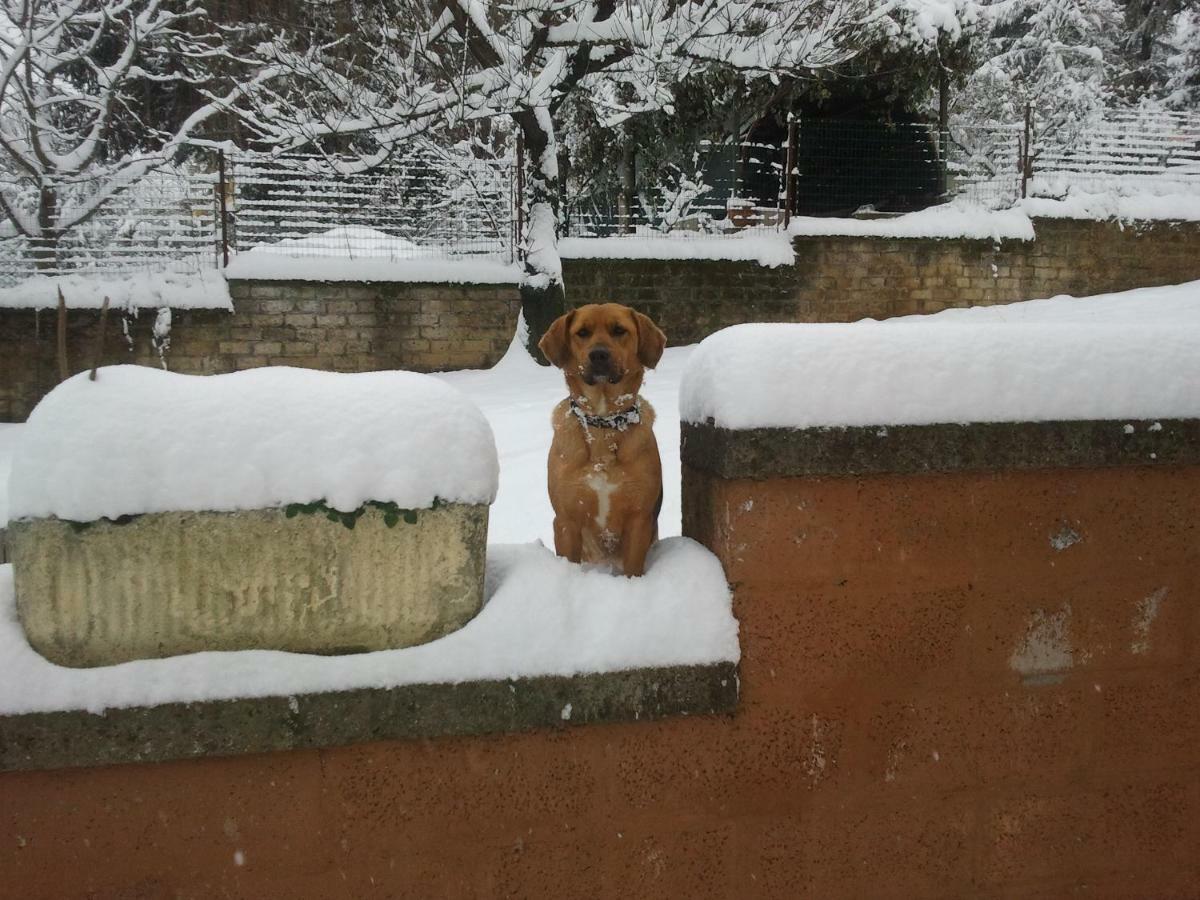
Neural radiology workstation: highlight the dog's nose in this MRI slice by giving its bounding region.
[588,346,611,366]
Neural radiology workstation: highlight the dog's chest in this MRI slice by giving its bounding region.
[583,467,618,529]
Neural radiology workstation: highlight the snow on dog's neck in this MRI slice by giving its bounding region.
[566,367,643,417]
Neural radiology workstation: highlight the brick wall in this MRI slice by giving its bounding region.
[0,280,521,421]
[5,217,1200,420]
[564,217,1200,344]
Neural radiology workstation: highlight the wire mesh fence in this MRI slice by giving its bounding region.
[1,108,1198,289]
[565,140,791,237]
[1024,108,1200,199]
[0,167,220,288]
[564,120,1019,237]
[230,149,518,263]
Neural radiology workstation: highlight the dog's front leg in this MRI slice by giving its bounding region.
[553,516,584,564]
[621,515,655,577]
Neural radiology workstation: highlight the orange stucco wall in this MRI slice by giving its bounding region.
[2,462,1198,898]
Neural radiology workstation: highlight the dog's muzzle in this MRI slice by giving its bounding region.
[584,346,622,385]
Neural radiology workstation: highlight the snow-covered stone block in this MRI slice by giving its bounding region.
[7,366,498,667]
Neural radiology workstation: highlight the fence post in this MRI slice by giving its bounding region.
[217,149,230,267]
[1020,102,1032,199]
[515,132,525,261]
[784,115,798,228]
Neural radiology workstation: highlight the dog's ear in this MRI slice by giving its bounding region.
[538,311,575,368]
[634,311,666,369]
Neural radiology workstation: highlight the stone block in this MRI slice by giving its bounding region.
[9,503,488,667]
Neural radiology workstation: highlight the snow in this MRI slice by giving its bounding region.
[223,225,522,283]
[8,366,499,522]
[0,425,18,526]
[0,269,232,310]
[1020,192,1200,223]
[0,537,738,715]
[224,253,521,284]
[247,225,444,259]
[559,232,795,266]
[787,203,1036,241]
[681,282,1200,429]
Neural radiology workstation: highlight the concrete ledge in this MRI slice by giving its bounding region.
[681,417,1200,479]
[0,662,738,772]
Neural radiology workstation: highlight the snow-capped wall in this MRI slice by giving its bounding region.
[9,365,499,522]
[681,316,1200,430]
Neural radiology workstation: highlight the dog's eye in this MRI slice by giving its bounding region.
[575,328,591,339]
[611,325,627,337]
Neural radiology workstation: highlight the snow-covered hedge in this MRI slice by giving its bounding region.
[9,366,499,522]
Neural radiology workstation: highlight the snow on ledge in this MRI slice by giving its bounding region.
[681,300,1200,430]
[1019,192,1200,223]
[224,253,522,284]
[0,269,232,310]
[558,232,795,267]
[787,204,1036,241]
[9,365,498,522]
[0,539,739,716]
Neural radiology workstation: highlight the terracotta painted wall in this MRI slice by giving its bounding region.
[3,420,1198,898]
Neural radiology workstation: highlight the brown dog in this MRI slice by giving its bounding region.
[539,303,667,576]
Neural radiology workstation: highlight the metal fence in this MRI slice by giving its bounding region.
[566,110,1200,236]
[229,150,518,262]
[1,109,1198,288]
[0,167,220,287]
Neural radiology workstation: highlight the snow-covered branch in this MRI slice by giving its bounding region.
[0,0,251,266]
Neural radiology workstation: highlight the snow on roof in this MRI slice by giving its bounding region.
[0,269,232,310]
[0,538,738,715]
[681,283,1200,429]
[8,365,499,522]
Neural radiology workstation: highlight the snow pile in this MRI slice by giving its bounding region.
[0,538,738,715]
[247,224,442,260]
[558,231,795,266]
[787,203,1036,241]
[0,268,232,310]
[226,224,522,283]
[682,288,1200,429]
[8,365,498,522]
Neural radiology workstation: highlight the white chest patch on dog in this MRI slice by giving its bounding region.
[584,471,616,529]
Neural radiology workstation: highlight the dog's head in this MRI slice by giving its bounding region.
[538,303,666,386]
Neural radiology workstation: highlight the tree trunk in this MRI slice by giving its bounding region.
[33,184,60,273]
[515,108,566,364]
[617,142,636,234]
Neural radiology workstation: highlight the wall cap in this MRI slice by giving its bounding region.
[681,418,1200,479]
[0,662,738,772]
